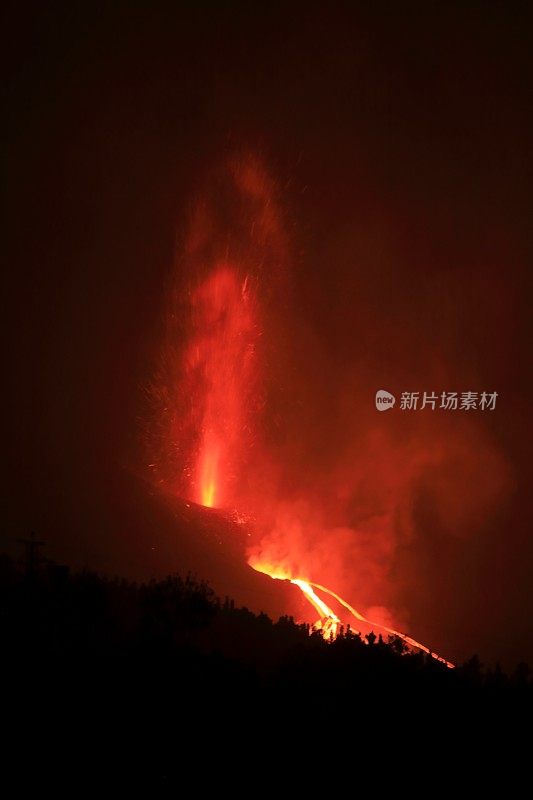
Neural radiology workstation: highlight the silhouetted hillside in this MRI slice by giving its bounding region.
[1,466,301,621]
[1,553,530,787]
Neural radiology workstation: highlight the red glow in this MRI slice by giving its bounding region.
[148,153,505,668]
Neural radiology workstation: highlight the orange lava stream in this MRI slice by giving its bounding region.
[251,563,454,668]
[292,579,341,639]
[309,580,455,668]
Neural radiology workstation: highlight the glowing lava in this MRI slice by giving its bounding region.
[292,579,341,639]
[251,562,454,667]
[185,266,258,508]
[250,563,342,638]
[199,446,218,507]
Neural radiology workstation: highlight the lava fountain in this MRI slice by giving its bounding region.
[185,266,258,508]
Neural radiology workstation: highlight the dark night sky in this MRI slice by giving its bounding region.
[2,2,532,665]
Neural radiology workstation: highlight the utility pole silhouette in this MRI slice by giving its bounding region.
[17,531,46,577]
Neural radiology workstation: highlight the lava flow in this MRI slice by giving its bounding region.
[152,154,455,668]
[250,562,342,640]
[250,563,454,667]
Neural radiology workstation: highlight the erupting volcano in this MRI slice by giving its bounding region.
[150,153,455,668]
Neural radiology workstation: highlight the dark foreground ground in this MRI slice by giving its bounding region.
[1,555,530,787]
